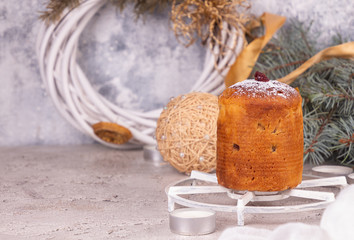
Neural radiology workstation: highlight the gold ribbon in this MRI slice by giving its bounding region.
[225,12,286,87]
[278,41,354,84]
[225,12,354,87]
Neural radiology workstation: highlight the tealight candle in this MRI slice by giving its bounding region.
[143,145,163,165]
[169,208,216,235]
[312,165,353,178]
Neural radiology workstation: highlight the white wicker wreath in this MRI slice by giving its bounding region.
[36,0,243,149]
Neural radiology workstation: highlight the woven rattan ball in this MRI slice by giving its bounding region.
[156,92,219,173]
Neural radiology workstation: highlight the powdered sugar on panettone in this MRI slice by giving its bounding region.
[228,79,297,98]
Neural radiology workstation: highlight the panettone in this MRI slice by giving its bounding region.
[216,72,303,191]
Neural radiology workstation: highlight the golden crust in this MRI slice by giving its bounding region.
[216,80,303,191]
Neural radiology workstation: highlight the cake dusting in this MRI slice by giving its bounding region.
[228,79,297,98]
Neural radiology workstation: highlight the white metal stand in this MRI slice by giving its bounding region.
[166,171,348,226]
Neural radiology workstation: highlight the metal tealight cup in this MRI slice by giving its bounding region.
[169,208,216,236]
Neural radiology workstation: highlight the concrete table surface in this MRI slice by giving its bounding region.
[0,145,325,239]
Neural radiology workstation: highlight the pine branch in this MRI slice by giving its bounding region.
[264,60,306,76]
[325,93,354,101]
[303,108,335,164]
[339,133,354,146]
[253,20,354,165]
[325,116,354,164]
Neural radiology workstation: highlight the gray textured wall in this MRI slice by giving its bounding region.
[0,0,353,146]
